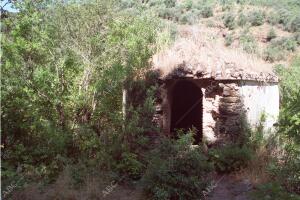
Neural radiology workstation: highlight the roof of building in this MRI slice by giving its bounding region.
[151,25,278,82]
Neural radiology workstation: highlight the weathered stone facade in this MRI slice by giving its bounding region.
[154,77,279,145]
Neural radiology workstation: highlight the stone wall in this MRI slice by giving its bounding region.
[154,79,279,145]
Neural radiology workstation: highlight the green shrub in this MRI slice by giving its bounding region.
[294,32,300,45]
[157,7,180,21]
[199,5,213,18]
[275,58,300,194]
[220,0,234,11]
[240,32,257,53]
[263,37,297,62]
[251,182,300,200]
[181,0,194,10]
[223,13,236,30]
[69,164,87,187]
[248,10,265,26]
[142,132,214,200]
[278,9,292,30]
[208,144,253,173]
[277,146,300,193]
[116,152,144,180]
[237,13,247,27]
[288,15,300,32]
[179,11,196,24]
[272,37,297,51]
[267,11,280,25]
[267,28,277,41]
[225,33,234,46]
[263,46,285,62]
[164,0,176,8]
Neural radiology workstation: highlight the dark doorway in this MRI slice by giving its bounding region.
[170,80,203,143]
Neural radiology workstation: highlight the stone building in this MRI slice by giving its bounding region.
[150,25,279,145]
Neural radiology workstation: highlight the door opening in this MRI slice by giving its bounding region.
[170,80,203,143]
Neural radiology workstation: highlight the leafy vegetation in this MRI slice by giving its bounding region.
[248,10,265,26]
[1,0,300,199]
[223,13,236,30]
[1,0,162,188]
[142,132,214,200]
[209,144,252,173]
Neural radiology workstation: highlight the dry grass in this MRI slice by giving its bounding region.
[234,146,273,185]
[152,24,275,78]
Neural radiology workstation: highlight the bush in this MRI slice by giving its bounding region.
[209,144,253,173]
[220,0,234,11]
[237,13,247,27]
[263,37,297,62]
[263,46,285,62]
[225,33,234,46]
[248,10,265,26]
[278,9,292,30]
[240,32,257,53]
[223,13,236,30]
[116,152,144,180]
[271,37,297,51]
[199,5,213,18]
[288,15,300,32]
[164,0,176,8]
[157,7,180,21]
[275,58,300,194]
[142,132,214,200]
[294,33,300,45]
[251,182,300,200]
[181,0,193,10]
[179,11,196,24]
[267,11,280,25]
[267,28,277,41]
[276,146,300,193]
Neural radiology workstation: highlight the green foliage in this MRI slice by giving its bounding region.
[219,0,235,11]
[179,11,197,24]
[276,145,300,193]
[278,9,292,27]
[209,144,252,173]
[288,15,300,32]
[240,32,257,53]
[263,37,297,62]
[198,5,214,18]
[68,163,87,187]
[1,0,164,186]
[272,37,297,51]
[225,33,234,46]
[274,58,300,194]
[237,13,247,27]
[142,132,214,200]
[267,11,281,25]
[251,182,300,200]
[263,46,285,62]
[294,32,300,45]
[267,28,277,41]
[223,13,236,30]
[116,152,144,179]
[248,10,265,26]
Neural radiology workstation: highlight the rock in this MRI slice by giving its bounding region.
[221,97,241,103]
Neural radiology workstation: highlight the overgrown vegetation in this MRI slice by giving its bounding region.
[1,0,163,192]
[142,131,214,200]
[1,0,300,199]
[248,58,300,199]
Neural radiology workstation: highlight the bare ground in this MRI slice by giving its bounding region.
[207,175,253,200]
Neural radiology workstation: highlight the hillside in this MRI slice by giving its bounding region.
[1,0,300,200]
[146,0,300,67]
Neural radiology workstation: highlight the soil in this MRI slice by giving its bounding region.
[207,175,253,200]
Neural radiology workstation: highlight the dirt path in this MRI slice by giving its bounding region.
[207,175,253,200]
